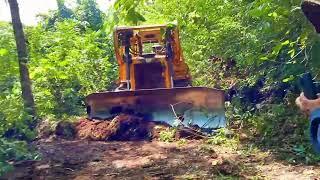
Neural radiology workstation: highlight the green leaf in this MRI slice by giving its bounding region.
[288,49,295,58]
[126,8,146,24]
[282,75,294,82]
[260,56,269,61]
[268,12,278,18]
[0,49,8,56]
[281,40,290,46]
[272,43,283,56]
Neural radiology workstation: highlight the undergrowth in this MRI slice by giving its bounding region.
[0,138,40,176]
[159,128,176,142]
[227,96,320,165]
[206,128,240,150]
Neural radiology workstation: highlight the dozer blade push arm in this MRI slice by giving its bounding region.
[118,30,133,90]
[165,28,175,88]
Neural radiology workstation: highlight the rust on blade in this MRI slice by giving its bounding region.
[86,87,224,111]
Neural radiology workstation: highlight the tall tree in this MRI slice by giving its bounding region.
[75,0,104,31]
[7,0,36,117]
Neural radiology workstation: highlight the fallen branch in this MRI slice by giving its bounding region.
[170,103,208,139]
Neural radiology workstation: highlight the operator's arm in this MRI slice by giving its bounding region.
[297,0,320,113]
[297,0,320,152]
[296,93,320,113]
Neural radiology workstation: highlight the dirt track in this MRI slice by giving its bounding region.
[3,139,320,180]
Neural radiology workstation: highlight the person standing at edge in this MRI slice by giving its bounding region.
[296,0,320,112]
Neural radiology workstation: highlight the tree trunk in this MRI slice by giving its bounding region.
[8,0,36,117]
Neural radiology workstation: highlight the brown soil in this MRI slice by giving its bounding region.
[2,140,320,180]
[2,116,320,179]
[3,140,215,180]
[75,115,171,141]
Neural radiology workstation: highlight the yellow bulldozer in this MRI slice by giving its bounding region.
[85,24,225,129]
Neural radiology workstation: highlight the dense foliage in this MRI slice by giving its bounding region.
[0,0,117,174]
[1,0,320,175]
[27,20,117,117]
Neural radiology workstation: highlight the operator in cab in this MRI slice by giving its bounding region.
[296,0,320,112]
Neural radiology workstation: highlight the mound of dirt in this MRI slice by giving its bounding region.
[37,114,204,142]
[55,121,76,139]
[75,114,171,141]
[36,119,77,140]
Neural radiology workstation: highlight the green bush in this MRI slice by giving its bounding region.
[239,103,320,164]
[0,138,40,176]
[27,20,118,118]
[159,128,176,142]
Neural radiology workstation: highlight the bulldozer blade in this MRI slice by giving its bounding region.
[85,87,225,129]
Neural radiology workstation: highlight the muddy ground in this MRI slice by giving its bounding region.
[2,139,320,180]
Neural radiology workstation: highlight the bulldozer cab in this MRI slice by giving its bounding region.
[114,25,191,91]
